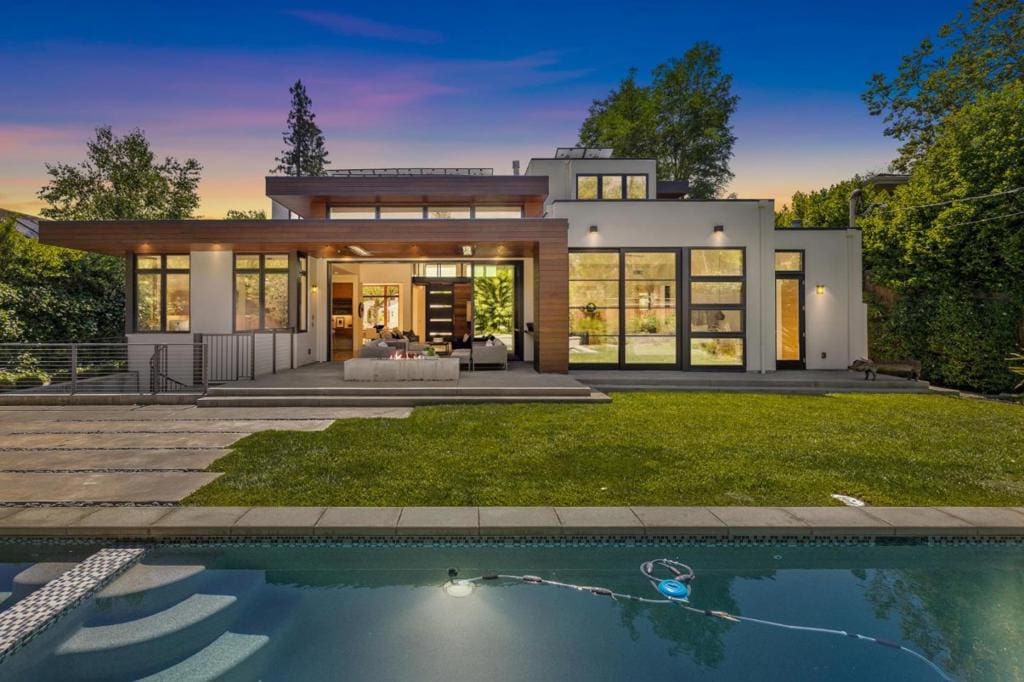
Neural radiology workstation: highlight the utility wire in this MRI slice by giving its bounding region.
[929,209,1024,230]
[906,186,1023,210]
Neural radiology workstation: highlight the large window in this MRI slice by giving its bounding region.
[297,254,308,332]
[624,252,677,365]
[689,249,744,367]
[134,255,190,332]
[427,207,471,219]
[569,252,620,364]
[234,254,290,331]
[362,285,400,330]
[576,174,648,200]
[329,205,524,219]
[473,263,517,355]
[379,206,424,220]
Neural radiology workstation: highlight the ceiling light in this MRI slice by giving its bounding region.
[348,245,372,257]
[461,245,475,256]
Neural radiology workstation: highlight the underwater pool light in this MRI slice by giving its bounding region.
[443,580,475,597]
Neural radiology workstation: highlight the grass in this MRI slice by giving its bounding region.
[184,393,1024,507]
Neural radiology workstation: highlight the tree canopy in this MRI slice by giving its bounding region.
[37,126,202,220]
[579,43,739,199]
[775,176,873,228]
[273,79,330,176]
[863,0,1024,171]
[225,209,267,220]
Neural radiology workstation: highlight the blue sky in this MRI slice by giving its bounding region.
[0,0,967,216]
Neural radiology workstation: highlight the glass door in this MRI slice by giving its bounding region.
[623,251,678,367]
[775,251,805,369]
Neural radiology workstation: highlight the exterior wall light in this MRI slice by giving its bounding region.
[311,284,319,294]
[589,224,599,234]
[815,285,826,295]
[713,224,725,233]
[461,245,475,256]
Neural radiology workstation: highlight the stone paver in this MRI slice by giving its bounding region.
[706,507,811,536]
[860,507,975,536]
[316,507,402,536]
[150,507,250,536]
[0,450,225,471]
[781,507,894,536]
[479,507,561,535]
[396,507,478,536]
[631,507,728,536]
[555,507,643,535]
[233,507,327,536]
[0,420,334,434]
[0,432,243,450]
[0,472,222,503]
[69,507,174,536]
[935,507,1024,535]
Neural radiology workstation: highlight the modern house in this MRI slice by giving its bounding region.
[38,147,867,380]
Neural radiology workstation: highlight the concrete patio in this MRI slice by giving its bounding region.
[571,369,932,394]
[0,404,410,504]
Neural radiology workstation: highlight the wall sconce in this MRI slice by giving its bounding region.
[588,224,599,234]
[713,224,725,233]
[815,285,826,295]
[311,284,319,294]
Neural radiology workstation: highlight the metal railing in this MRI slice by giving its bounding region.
[196,329,295,384]
[0,343,206,395]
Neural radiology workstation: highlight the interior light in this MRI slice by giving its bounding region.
[713,224,725,233]
[816,285,826,295]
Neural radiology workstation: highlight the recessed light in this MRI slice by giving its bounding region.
[461,245,475,256]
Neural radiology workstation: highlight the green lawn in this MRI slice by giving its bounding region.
[184,393,1024,507]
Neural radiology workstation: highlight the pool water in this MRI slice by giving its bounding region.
[3,540,1023,681]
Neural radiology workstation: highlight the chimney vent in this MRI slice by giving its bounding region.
[512,160,520,176]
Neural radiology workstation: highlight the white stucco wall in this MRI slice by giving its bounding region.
[189,250,234,334]
[774,229,868,369]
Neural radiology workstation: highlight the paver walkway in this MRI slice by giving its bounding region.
[0,405,410,504]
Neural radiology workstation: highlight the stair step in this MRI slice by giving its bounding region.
[92,563,207,619]
[12,562,77,600]
[97,564,206,600]
[0,590,10,610]
[589,384,931,394]
[55,593,238,679]
[206,385,592,397]
[198,393,611,408]
[137,631,270,682]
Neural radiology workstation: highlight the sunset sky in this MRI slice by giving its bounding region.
[1,0,966,217]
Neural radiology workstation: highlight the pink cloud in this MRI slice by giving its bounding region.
[287,10,443,45]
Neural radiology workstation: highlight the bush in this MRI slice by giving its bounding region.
[925,295,1020,393]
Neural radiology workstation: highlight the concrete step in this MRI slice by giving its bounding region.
[588,384,931,394]
[55,593,240,680]
[137,631,270,682]
[93,563,207,619]
[197,391,611,408]
[205,385,592,397]
[582,376,929,389]
[0,590,10,610]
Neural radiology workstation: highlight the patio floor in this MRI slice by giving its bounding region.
[571,369,932,393]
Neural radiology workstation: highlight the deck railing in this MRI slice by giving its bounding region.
[195,329,295,383]
[0,343,206,395]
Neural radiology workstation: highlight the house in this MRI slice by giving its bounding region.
[0,208,40,239]
[38,147,867,376]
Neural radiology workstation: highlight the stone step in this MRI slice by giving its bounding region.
[93,563,207,619]
[137,631,270,682]
[55,593,240,680]
[205,385,592,397]
[197,392,611,408]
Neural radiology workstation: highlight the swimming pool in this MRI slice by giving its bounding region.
[2,539,1022,681]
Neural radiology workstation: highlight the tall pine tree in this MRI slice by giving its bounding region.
[273,79,329,176]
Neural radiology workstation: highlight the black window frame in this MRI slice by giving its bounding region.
[774,249,806,369]
[327,204,524,219]
[132,254,190,334]
[233,253,292,332]
[687,247,746,371]
[575,174,649,200]
[296,253,308,332]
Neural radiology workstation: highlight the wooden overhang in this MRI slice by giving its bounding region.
[265,175,550,218]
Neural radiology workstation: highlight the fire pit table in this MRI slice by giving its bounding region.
[342,357,459,382]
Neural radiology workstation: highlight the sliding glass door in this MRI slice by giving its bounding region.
[624,251,678,367]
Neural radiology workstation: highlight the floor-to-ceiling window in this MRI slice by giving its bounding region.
[688,249,745,368]
[624,251,677,366]
[775,250,805,369]
[472,263,518,356]
[362,285,400,331]
[569,252,620,365]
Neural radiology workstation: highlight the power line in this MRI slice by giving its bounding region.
[907,186,1023,210]
[930,208,1024,230]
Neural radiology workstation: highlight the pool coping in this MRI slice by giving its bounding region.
[0,506,1022,538]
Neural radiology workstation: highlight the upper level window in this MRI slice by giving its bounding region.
[427,207,471,219]
[235,254,290,331]
[135,255,190,332]
[330,206,376,220]
[380,206,424,220]
[474,206,523,219]
[576,174,648,200]
[775,251,803,272]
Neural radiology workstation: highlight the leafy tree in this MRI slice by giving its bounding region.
[273,79,330,176]
[578,43,739,198]
[860,80,1024,392]
[775,176,873,227]
[579,68,657,158]
[473,271,515,338]
[0,216,124,342]
[863,0,1024,171]
[37,126,202,220]
[225,209,267,220]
